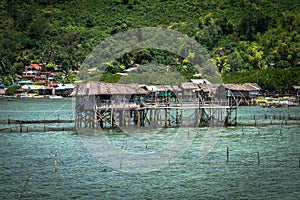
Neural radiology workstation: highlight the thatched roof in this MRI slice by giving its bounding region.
[224,83,261,91]
[292,85,300,90]
[198,84,222,93]
[172,86,181,92]
[73,81,147,96]
[179,82,199,90]
[155,85,173,91]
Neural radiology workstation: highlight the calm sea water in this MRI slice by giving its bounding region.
[0,98,300,199]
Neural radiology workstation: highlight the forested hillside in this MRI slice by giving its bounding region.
[0,0,299,91]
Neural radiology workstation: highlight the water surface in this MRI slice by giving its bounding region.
[0,98,299,199]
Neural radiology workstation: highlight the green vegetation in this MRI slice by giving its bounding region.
[5,85,21,95]
[222,67,300,92]
[0,0,299,91]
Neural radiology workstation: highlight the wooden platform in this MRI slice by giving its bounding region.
[74,101,238,129]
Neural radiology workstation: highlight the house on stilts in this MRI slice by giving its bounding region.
[224,83,261,105]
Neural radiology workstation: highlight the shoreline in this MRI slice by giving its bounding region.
[0,95,69,100]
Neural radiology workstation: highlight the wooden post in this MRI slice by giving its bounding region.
[270,116,272,125]
[176,108,179,126]
[242,125,244,135]
[19,121,22,133]
[8,115,10,124]
[285,119,287,125]
[110,109,114,129]
[149,108,153,126]
[44,112,46,131]
[141,109,145,126]
[210,108,212,125]
[18,176,31,200]
[167,108,170,127]
[235,107,238,126]
[158,111,161,126]
[226,146,229,162]
[180,109,183,126]
[53,159,57,172]
[119,110,123,127]
[164,108,167,127]
[257,151,260,165]
[153,108,157,127]
[137,110,141,127]
[123,110,126,127]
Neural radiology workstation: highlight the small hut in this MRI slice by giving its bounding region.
[197,84,227,103]
[73,81,147,128]
[74,81,147,109]
[55,84,75,97]
[178,82,199,102]
[224,83,261,105]
[143,85,178,104]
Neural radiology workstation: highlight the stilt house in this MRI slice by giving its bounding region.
[224,83,261,105]
[197,84,227,105]
[74,81,147,109]
[73,81,147,128]
[178,82,199,102]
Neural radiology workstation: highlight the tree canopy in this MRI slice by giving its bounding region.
[0,0,299,91]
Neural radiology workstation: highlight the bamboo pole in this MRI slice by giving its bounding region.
[18,176,31,200]
[110,109,113,129]
[226,146,229,162]
[137,110,141,127]
[19,121,22,133]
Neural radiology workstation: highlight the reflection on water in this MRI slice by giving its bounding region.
[0,99,300,199]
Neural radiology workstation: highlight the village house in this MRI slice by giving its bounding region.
[37,83,75,97]
[22,64,57,83]
[22,64,42,79]
[178,82,199,102]
[37,85,56,96]
[198,84,224,101]
[73,81,147,109]
[142,85,177,104]
[55,84,76,97]
[224,83,261,105]
[73,81,148,128]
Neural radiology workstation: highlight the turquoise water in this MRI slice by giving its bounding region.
[0,98,300,199]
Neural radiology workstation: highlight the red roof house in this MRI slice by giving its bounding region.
[25,64,42,71]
